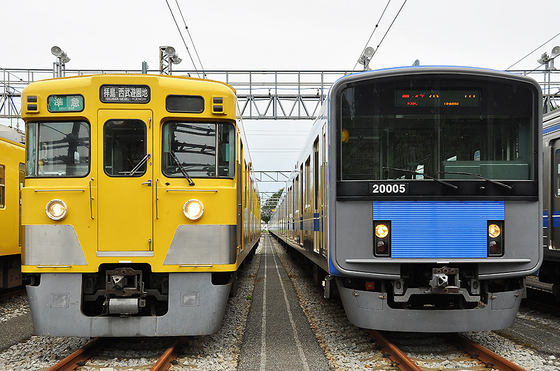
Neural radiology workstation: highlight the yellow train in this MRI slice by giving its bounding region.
[0,127,24,290]
[21,74,260,337]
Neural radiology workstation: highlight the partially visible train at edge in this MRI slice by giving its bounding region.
[269,66,543,333]
[0,126,25,290]
[21,74,260,337]
[539,109,560,294]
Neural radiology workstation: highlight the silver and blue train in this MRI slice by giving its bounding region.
[269,66,543,332]
[539,109,560,293]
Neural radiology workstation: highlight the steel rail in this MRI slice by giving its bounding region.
[448,333,528,371]
[47,338,105,371]
[368,330,423,371]
[0,287,26,302]
[149,338,187,371]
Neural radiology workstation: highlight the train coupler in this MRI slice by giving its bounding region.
[104,267,147,315]
[107,297,146,315]
[105,267,146,296]
[429,266,460,294]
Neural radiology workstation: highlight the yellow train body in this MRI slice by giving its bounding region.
[0,134,24,288]
[21,74,260,336]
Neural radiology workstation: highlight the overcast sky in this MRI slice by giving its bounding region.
[2,0,560,197]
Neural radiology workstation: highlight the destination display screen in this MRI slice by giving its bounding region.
[395,89,481,107]
[47,95,84,112]
[100,84,150,103]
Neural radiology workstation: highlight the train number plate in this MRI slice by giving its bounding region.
[368,182,409,195]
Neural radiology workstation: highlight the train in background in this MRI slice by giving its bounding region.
[0,125,24,290]
[21,74,260,337]
[269,66,542,333]
[539,109,560,294]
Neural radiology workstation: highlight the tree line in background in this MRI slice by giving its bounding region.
[261,188,283,224]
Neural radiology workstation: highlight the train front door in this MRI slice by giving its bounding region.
[97,110,154,253]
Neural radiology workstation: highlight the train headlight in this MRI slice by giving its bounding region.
[374,221,391,257]
[488,224,501,238]
[183,199,204,220]
[487,221,504,257]
[375,224,389,238]
[46,199,67,221]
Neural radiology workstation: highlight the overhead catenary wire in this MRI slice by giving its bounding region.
[174,0,206,77]
[353,0,392,71]
[371,0,408,61]
[506,32,560,70]
[353,0,408,71]
[165,0,202,78]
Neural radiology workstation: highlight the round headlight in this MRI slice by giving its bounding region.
[488,224,501,238]
[183,199,204,220]
[375,224,389,238]
[46,199,67,221]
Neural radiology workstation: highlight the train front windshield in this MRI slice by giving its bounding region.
[162,122,235,178]
[26,121,90,178]
[338,76,536,184]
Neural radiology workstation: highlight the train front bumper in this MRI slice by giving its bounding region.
[336,277,523,333]
[27,272,230,337]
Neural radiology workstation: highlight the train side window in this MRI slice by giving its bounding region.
[554,149,560,197]
[0,164,4,208]
[103,120,147,177]
[26,121,90,178]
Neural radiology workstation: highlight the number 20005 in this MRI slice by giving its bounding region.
[370,183,408,194]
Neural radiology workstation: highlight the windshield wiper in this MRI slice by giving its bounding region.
[129,153,151,176]
[383,167,458,190]
[170,151,195,186]
[438,171,512,190]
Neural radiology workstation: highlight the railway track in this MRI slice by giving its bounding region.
[0,287,26,302]
[369,330,528,371]
[47,337,187,371]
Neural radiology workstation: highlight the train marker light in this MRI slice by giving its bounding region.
[488,241,501,255]
[376,241,388,255]
[341,128,349,143]
[183,199,204,220]
[46,199,67,221]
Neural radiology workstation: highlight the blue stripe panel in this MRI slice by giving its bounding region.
[543,212,548,228]
[373,201,504,258]
[313,213,320,232]
[544,123,560,135]
[553,212,560,228]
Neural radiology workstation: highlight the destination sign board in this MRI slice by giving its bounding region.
[395,89,481,107]
[47,95,84,112]
[100,84,150,103]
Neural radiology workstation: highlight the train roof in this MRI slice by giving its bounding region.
[23,74,237,95]
[543,109,560,136]
[0,124,24,145]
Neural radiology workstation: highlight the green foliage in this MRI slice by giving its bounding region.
[261,188,283,224]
